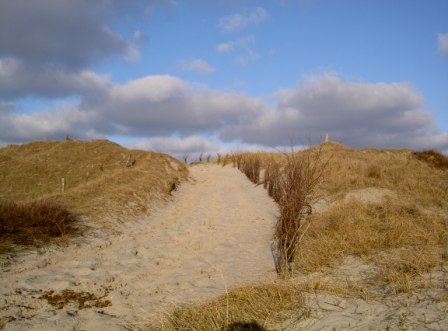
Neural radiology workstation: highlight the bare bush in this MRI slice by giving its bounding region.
[233,147,328,274]
[274,149,327,273]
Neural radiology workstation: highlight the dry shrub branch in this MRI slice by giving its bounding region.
[273,148,328,273]
[235,147,328,274]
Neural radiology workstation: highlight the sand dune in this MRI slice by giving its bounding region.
[0,164,278,330]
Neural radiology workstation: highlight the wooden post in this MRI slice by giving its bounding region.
[61,178,65,193]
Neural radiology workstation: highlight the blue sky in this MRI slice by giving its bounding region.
[1,0,447,158]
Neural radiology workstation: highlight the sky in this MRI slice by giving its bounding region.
[1,0,447,159]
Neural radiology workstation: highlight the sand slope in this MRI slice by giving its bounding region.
[0,164,278,330]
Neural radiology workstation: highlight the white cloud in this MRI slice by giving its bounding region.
[129,135,219,160]
[215,35,255,53]
[0,75,265,144]
[177,59,215,74]
[215,35,260,65]
[0,58,111,100]
[235,48,260,65]
[126,135,271,161]
[110,75,188,102]
[0,0,147,69]
[0,104,98,142]
[438,33,448,57]
[218,7,268,33]
[1,73,447,153]
[216,42,233,53]
[221,74,448,151]
[90,75,265,136]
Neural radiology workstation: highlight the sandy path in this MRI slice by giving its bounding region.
[0,164,278,330]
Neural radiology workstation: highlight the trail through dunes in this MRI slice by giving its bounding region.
[0,164,278,330]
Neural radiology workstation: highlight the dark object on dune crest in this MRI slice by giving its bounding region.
[225,321,267,331]
[413,150,448,169]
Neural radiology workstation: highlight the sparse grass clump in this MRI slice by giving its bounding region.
[373,246,444,294]
[0,199,79,246]
[153,282,307,331]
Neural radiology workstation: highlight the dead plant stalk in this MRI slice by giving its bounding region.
[274,148,327,273]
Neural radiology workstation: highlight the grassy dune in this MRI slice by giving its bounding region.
[157,143,448,330]
[0,139,188,250]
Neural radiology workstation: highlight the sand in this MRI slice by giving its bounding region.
[0,164,278,330]
[279,256,448,330]
[2,164,447,330]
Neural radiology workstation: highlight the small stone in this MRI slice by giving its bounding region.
[67,310,78,316]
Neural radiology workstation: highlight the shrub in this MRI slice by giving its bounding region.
[412,150,448,169]
[274,150,327,273]
[234,147,328,274]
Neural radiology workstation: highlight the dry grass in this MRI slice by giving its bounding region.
[313,143,448,210]
[0,200,78,248]
[372,246,445,294]
[237,154,262,184]
[0,139,188,250]
[152,282,307,331]
[296,199,448,273]
[263,159,281,202]
[412,150,448,170]
[273,150,328,273]
[222,144,447,279]
[232,149,328,273]
[146,143,448,329]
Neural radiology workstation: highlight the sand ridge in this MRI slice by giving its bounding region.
[0,164,278,330]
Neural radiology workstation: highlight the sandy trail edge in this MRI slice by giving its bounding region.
[0,164,278,330]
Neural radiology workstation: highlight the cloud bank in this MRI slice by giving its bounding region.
[1,73,447,155]
[0,1,446,156]
[0,0,146,69]
[222,74,447,150]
